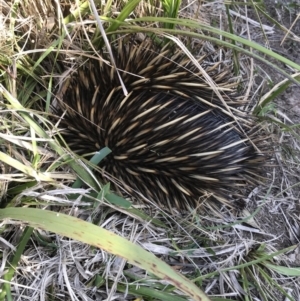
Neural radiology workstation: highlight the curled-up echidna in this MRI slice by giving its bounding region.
[54,37,266,210]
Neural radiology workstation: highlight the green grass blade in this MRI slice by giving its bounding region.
[0,226,34,301]
[195,244,298,281]
[118,17,300,76]
[255,74,300,114]
[0,207,212,301]
[118,283,188,300]
[161,0,181,29]
[264,263,300,276]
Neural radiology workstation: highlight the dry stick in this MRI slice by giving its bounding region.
[89,0,128,96]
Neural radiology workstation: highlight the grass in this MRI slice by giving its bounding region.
[0,0,300,300]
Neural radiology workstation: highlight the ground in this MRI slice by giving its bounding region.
[0,0,300,300]
[248,0,300,264]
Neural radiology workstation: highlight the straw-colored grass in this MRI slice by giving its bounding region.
[0,0,299,300]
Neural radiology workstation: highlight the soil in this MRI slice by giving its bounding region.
[248,0,300,264]
[261,0,300,121]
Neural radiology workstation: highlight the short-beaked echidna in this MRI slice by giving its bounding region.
[54,37,265,210]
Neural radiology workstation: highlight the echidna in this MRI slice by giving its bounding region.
[54,37,265,210]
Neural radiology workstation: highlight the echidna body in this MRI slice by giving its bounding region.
[55,38,264,210]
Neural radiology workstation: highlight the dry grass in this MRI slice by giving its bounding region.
[0,0,300,300]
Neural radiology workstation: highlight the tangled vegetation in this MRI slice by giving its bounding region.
[0,0,299,300]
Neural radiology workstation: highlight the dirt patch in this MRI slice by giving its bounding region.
[260,0,300,120]
[247,0,300,251]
